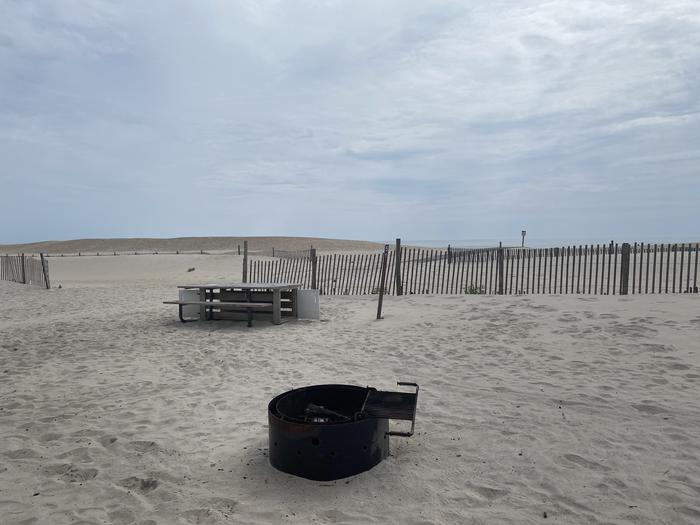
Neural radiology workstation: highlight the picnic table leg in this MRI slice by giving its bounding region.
[199,288,207,321]
[179,304,186,323]
[245,289,253,327]
[291,289,298,319]
[273,289,282,325]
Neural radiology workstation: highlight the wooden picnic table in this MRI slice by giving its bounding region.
[175,283,301,325]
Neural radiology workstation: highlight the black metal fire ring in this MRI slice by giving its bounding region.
[268,383,418,481]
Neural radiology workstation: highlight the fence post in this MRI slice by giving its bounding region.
[395,238,403,296]
[272,247,275,257]
[376,244,390,319]
[497,242,504,295]
[21,253,27,284]
[447,244,452,265]
[620,243,630,295]
[40,253,51,289]
[242,241,248,283]
[238,244,241,255]
[310,248,318,290]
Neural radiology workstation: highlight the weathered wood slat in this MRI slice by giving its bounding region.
[426,250,434,293]
[588,245,594,294]
[632,242,637,294]
[383,252,392,295]
[612,243,618,295]
[679,243,685,293]
[693,242,700,293]
[306,257,312,288]
[664,243,671,293]
[435,250,445,293]
[346,254,356,294]
[360,253,370,294]
[401,246,410,295]
[348,253,358,294]
[457,251,465,294]
[563,246,569,294]
[364,253,374,294]
[407,249,416,294]
[283,257,292,286]
[525,249,530,294]
[478,251,484,294]
[355,254,366,295]
[651,244,656,294]
[331,254,339,294]
[319,255,327,294]
[645,242,650,294]
[374,252,384,293]
[575,245,581,293]
[672,243,678,293]
[657,244,663,293]
[686,244,692,293]
[354,253,363,294]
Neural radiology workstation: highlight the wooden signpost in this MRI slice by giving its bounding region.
[242,241,248,283]
[376,244,389,320]
[395,238,403,296]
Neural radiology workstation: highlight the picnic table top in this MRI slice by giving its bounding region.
[177,283,302,290]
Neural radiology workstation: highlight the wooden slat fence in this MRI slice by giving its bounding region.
[1,254,51,289]
[247,242,699,296]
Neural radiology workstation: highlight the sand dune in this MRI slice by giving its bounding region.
[1,254,700,524]
[0,236,385,255]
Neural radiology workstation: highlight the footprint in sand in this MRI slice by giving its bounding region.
[118,476,159,493]
[99,435,118,447]
[57,447,93,463]
[669,363,690,371]
[3,448,40,460]
[206,497,238,513]
[180,508,217,524]
[641,343,673,353]
[0,500,26,516]
[464,483,510,500]
[632,403,668,415]
[43,462,99,483]
[129,440,162,453]
[63,466,99,482]
[107,508,136,524]
[562,453,611,472]
[38,432,63,442]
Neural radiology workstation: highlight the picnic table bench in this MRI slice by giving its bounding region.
[164,283,301,327]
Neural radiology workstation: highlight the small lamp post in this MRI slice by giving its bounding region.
[521,230,526,248]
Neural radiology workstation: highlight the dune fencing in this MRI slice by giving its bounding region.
[247,242,699,296]
[1,254,51,289]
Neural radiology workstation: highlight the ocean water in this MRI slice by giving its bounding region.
[388,237,697,249]
[398,238,607,249]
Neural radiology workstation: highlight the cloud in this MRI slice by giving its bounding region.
[1,0,699,243]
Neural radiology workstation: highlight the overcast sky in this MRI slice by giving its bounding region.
[1,0,699,245]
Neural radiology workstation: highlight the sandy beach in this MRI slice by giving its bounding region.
[1,253,700,524]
